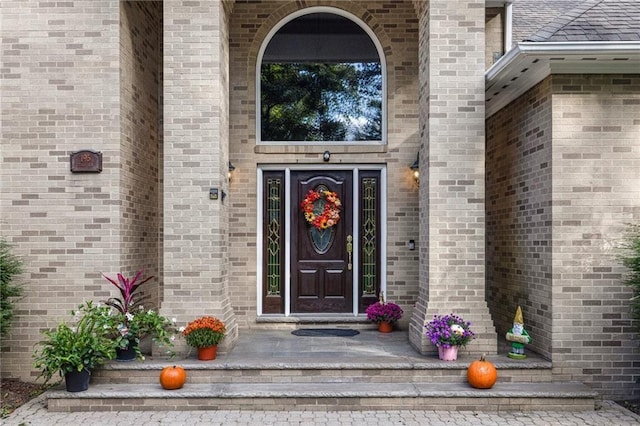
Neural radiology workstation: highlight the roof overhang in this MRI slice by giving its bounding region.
[485,41,640,117]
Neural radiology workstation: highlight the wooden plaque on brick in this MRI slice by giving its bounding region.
[70,150,102,173]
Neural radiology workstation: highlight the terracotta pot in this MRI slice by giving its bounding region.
[378,321,393,333]
[197,345,217,361]
[438,345,458,361]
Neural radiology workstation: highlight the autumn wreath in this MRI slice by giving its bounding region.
[301,189,341,230]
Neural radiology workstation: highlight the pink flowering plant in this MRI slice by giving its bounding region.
[424,313,475,348]
[365,301,404,323]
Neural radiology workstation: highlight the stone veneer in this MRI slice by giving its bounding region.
[487,74,640,400]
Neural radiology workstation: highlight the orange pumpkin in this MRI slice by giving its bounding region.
[467,354,497,389]
[159,365,186,390]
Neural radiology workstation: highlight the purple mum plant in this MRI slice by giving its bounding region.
[424,313,475,348]
[365,301,404,323]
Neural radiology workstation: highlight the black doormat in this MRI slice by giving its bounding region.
[291,328,360,337]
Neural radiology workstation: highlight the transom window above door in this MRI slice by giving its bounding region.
[258,9,385,145]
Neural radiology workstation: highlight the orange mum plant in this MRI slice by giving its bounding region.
[181,316,226,348]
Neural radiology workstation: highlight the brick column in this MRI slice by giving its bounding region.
[161,0,237,353]
[409,0,497,356]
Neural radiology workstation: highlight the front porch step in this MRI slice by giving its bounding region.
[45,381,597,412]
[91,356,555,385]
[43,330,598,412]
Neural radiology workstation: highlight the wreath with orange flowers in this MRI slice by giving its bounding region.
[301,189,341,230]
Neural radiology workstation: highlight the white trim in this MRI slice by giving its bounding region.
[256,164,387,318]
[255,6,387,146]
[256,168,263,316]
[351,168,359,315]
[380,166,387,306]
[284,169,291,317]
[504,2,512,52]
[486,41,640,117]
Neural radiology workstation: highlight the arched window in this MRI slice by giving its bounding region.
[258,9,385,144]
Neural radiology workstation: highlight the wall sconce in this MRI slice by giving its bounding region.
[410,153,419,184]
[228,161,236,182]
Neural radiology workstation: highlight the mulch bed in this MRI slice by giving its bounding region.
[1,379,50,418]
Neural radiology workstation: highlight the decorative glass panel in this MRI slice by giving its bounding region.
[267,178,282,296]
[308,184,335,254]
[361,177,377,295]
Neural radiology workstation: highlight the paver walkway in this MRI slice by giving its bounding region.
[4,397,640,425]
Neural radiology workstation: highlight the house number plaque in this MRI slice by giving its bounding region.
[70,150,102,173]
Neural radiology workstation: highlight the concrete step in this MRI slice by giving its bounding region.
[91,354,554,385]
[45,381,597,412]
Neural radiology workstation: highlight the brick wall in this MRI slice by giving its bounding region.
[487,74,640,400]
[228,0,420,328]
[409,0,497,356]
[119,1,162,307]
[551,74,640,400]
[161,0,238,352]
[486,77,553,359]
[485,7,504,68]
[0,0,122,381]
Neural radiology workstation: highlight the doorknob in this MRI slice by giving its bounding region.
[346,235,353,270]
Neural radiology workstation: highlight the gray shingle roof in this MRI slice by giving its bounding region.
[521,0,640,42]
[512,0,583,44]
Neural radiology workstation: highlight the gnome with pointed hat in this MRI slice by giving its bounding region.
[505,306,531,359]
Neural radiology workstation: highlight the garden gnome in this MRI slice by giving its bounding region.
[505,306,531,359]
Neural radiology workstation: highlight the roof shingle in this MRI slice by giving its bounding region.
[520,0,640,42]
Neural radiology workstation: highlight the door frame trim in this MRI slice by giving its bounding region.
[256,164,387,317]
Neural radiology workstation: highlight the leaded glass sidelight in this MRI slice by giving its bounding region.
[358,170,381,313]
[267,178,282,295]
[361,177,377,295]
[262,172,285,313]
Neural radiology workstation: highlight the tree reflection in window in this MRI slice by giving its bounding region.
[260,13,382,143]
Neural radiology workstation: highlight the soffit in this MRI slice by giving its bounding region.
[485,41,640,117]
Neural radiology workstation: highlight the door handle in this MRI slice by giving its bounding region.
[346,235,353,270]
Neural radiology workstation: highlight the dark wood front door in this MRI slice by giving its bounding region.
[291,171,353,313]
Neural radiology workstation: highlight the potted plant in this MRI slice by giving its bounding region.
[365,297,403,333]
[181,316,226,360]
[101,270,176,360]
[424,313,475,361]
[33,302,116,392]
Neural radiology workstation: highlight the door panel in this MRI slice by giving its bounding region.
[291,171,353,313]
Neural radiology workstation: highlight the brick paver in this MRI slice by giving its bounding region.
[5,396,640,426]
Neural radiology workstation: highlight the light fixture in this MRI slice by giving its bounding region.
[410,153,419,184]
[228,161,236,182]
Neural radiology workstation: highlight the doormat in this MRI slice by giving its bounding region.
[291,328,360,337]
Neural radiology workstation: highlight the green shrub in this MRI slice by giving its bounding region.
[620,224,640,327]
[33,302,116,384]
[0,238,24,337]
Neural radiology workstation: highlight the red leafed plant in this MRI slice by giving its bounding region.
[101,270,153,316]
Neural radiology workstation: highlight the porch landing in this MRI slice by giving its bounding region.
[46,327,597,412]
